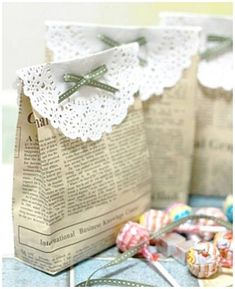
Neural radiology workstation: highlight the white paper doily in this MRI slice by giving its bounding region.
[159,13,233,91]
[46,22,200,101]
[17,43,141,141]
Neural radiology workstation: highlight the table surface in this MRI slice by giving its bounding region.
[3,195,231,287]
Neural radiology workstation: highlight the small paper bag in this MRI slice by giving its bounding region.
[12,44,152,274]
[160,13,233,197]
[46,22,201,208]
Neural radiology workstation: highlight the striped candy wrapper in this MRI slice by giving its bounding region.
[187,242,221,278]
[195,208,227,241]
[139,210,170,244]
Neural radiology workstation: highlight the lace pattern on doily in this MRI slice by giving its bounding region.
[17,43,140,141]
[46,23,200,100]
[159,13,233,91]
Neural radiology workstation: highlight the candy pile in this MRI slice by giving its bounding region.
[186,231,233,278]
[140,202,229,241]
[116,221,180,286]
[116,200,233,281]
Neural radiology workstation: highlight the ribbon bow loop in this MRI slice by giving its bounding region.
[98,34,148,66]
[201,34,233,61]
[58,65,119,104]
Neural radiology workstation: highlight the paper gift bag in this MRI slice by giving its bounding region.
[46,22,200,208]
[13,43,152,274]
[160,13,233,197]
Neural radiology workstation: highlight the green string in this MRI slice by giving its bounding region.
[207,35,232,42]
[97,34,147,66]
[98,34,147,48]
[98,34,120,47]
[76,278,153,287]
[75,214,232,287]
[200,34,233,61]
[58,65,119,104]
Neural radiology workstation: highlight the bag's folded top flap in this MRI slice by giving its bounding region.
[46,22,201,101]
[159,13,233,91]
[17,43,141,141]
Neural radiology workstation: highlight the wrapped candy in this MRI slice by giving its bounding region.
[166,203,192,222]
[214,231,233,268]
[139,209,170,233]
[187,242,220,278]
[116,221,180,286]
[116,221,156,261]
[139,209,170,244]
[195,207,228,241]
[223,195,233,223]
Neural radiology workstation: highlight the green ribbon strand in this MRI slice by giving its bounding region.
[200,34,233,61]
[58,65,119,104]
[98,34,147,48]
[98,34,120,47]
[207,35,232,42]
[76,278,153,287]
[98,34,147,66]
[76,214,232,287]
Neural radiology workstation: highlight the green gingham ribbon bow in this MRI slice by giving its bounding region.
[58,65,119,104]
[200,34,233,60]
[76,214,232,287]
[98,34,147,66]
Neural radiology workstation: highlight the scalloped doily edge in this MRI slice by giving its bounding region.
[18,76,136,142]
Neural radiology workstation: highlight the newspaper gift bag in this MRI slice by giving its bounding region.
[13,43,152,274]
[46,22,200,208]
[160,13,233,197]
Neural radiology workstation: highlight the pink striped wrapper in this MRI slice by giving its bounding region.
[116,221,158,261]
[195,207,227,241]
